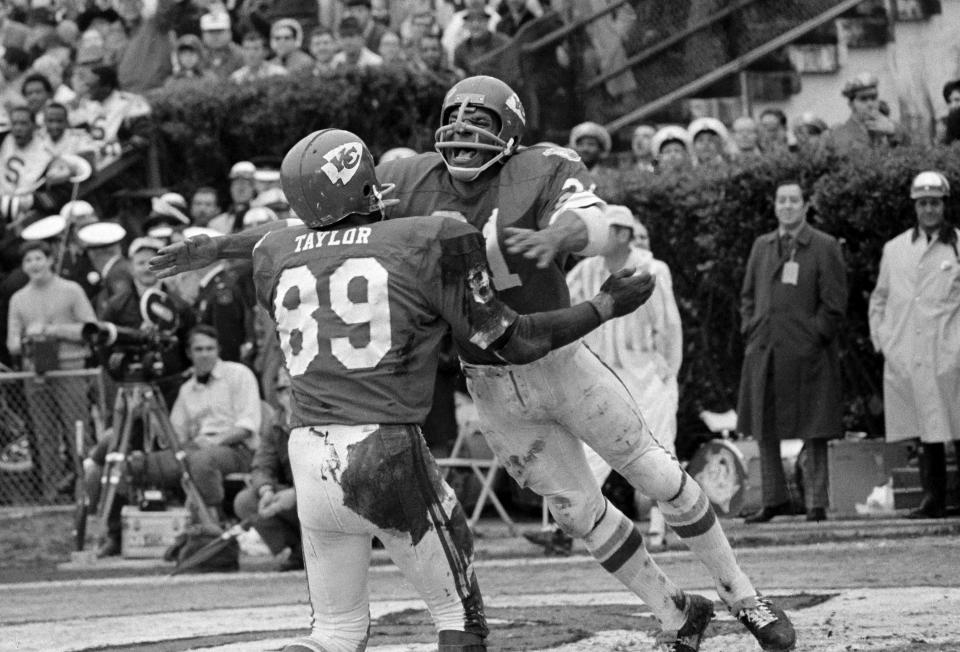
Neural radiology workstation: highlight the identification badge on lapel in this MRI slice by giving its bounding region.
[781,261,799,285]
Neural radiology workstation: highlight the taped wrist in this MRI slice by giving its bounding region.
[588,293,615,322]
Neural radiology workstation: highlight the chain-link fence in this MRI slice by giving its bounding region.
[0,369,107,507]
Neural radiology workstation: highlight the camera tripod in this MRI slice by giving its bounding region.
[94,381,218,548]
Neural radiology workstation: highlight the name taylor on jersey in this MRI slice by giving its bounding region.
[292,226,372,252]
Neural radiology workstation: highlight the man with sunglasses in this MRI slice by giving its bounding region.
[826,72,910,153]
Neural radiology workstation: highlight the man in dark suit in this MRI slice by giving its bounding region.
[737,181,848,523]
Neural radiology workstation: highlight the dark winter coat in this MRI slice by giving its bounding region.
[736,222,848,440]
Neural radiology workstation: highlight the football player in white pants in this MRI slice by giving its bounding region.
[569,208,683,549]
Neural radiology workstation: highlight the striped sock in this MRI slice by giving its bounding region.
[661,472,757,607]
[582,500,687,630]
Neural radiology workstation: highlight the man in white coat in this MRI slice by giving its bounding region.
[869,171,960,519]
[525,205,683,553]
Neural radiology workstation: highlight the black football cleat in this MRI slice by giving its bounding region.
[734,595,797,651]
[656,593,714,651]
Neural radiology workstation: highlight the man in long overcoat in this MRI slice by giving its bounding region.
[869,171,960,518]
[738,181,848,523]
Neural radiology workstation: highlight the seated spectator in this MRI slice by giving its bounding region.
[332,16,383,71]
[114,0,176,93]
[29,53,76,106]
[200,12,243,81]
[21,72,52,121]
[688,117,732,168]
[208,161,258,234]
[793,113,828,151]
[0,106,54,196]
[410,32,462,87]
[399,1,438,50]
[0,46,32,115]
[825,72,909,152]
[41,102,91,156]
[442,0,499,67]
[568,121,622,203]
[378,30,407,67]
[189,186,221,227]
[308,27,339,78]
[91,324,261,555]
[231,30,288,84]
[341,0,387,53]
[650,125,692,173]
[233,367,301,570]
[453,7,509,75]
[496,0,538,37]
[758,108,790,153]
[629,124,656,173]
[270,18,314,75]
[731,116,761,159]
[165,34,218,86]
[69,65,152,168]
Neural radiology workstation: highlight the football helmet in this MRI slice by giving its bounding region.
[910,171,950,199]
[435,75,526,181]
[281,129,395,229]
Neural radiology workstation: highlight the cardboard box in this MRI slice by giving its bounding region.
[121,507,189,559]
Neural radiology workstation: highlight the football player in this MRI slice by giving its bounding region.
[150,78,796,651]
[153,128,657,652]
[374,76,796,652]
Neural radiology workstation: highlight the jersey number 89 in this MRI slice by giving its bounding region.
[274,258,392,376]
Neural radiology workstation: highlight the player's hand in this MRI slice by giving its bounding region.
[503,227,564,269]
[260,487,296,518]
[596,268,656,319]
[148,235,219,279]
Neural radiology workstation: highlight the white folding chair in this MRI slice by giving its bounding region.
[435,397,517,535]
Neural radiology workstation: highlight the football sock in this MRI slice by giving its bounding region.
[582,500,687,630]
[660,472,757,607]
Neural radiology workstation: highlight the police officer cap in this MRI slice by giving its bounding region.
[21,215,66,241]
[77,221,126,248]
[842,72,879,99]
[128,237,166,258]
[60,200,97,221]
[229,161,256,179]
[910,171,950,199]
[651,125,691,155]
[243,206,278,228]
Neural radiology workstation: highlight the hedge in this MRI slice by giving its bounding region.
[147,67,448,195]
[148,74,959,447]
[625,144,960,452]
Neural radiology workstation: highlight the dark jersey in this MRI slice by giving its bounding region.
[376,145,602,364]
[252,216,517,428]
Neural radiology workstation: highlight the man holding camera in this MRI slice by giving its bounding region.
[7,239,97,500]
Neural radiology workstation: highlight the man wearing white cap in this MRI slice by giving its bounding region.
[76,220,132,316]
[200,12,243,81]
[568,121,622,203]
[826,72,909,153]
[209,161,257,235]
[869,171,960,519]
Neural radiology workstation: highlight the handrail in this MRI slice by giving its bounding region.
[586,0,761,90]
[604,0,865,132]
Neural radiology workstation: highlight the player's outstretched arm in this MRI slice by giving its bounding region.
[149,220,292,278]
[494,268,656,364]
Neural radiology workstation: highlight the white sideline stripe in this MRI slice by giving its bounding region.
[5,588,960,652]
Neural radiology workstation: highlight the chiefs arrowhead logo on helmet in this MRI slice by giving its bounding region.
[320,142,363,185]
